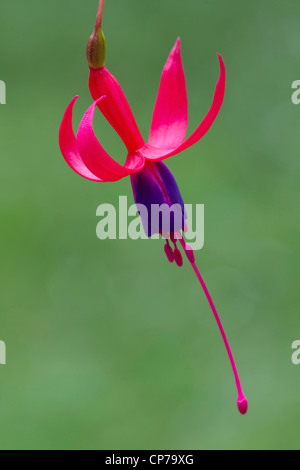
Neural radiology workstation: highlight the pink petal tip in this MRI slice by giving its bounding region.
[148,37,188,150]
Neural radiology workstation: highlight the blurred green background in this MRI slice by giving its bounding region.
[0,0,299,450]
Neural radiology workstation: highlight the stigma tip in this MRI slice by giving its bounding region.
[237,396,248,415]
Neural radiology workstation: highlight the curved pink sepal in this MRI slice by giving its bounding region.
[149,38,188,150]
[59,96,103,182]
[140,54,226,162]
[89,67,145,153]
[77,98,145,182]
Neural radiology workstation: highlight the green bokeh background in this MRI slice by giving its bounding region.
[0,0,299,450]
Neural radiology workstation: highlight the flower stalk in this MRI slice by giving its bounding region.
[86,0,106,69]
[95,0,105,32]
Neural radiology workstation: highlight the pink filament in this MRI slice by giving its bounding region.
[178,237,248,415]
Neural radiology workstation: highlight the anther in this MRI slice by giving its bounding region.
[164,240,174,263]
[174,245,183,267]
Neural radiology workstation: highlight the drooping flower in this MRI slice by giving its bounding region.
[59,0,248,415]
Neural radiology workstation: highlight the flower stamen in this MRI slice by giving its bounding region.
[167,234,183,267]
[164,239,175,263]
[173,241,183,267]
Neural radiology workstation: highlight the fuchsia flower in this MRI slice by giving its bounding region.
[59,0,248,415]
